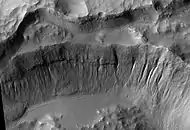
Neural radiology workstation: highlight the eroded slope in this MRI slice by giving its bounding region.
[2,0,190,130]
[1,42,190,130]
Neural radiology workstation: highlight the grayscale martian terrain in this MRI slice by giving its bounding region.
[1,0,190,129]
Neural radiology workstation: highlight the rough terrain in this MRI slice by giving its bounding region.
[1,0,190,130]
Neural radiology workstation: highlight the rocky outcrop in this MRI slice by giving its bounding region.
[1,0,190,41]
[0,0,153,41]
[80,105,156,130]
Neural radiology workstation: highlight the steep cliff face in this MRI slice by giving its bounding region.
[1,0,190,130]
[1,42,190,130]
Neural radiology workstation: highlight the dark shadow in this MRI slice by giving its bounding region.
[0,10,40,68]
[0,90,6,130]
[153,0,163,11]
[183,0,190,4]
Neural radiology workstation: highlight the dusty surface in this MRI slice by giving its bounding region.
[18,89,130,130]
[1,0,190,130]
